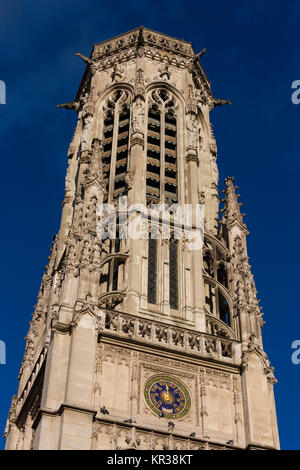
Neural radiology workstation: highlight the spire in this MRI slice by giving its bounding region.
[221,177,248,232]
[221,178,264,341]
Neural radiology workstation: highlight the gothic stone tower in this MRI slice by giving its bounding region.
[4,27,279,450]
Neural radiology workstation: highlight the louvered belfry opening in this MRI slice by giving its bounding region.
[146,105,161,201]
[102,112,113,201]
[146,88,178,204]
[164,110,177,203]
[114,106,129,199]
[102,89,130,202]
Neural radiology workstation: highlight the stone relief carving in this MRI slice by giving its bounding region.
[158,64,171,80]
[88,138,104,183]
[80,103,95,151]
[186,113,199,151]
[131,98,145,135]
[111,64,124,82]
[134,68,145,100]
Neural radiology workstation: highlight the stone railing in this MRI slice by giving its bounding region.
[100,310,240,364]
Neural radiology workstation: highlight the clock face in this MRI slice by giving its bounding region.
[144,375,191,419]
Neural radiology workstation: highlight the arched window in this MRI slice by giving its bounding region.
[99,221,126,296]
[218,291,231,327]
[204,281,231,327]
[203,236,232,328]
[102,89,131,202]
[147,237,158,304]
[169,237,179,309]
[99,256,126,294]
[217,262,228,288]
[146,88,178,203]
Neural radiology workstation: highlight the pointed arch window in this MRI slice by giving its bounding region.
[169,237,179,310]
[146,88,178,203]
[99,256,126,294]
[203,237,232,328]
[147,237,158,304]
[218,291,230,326]
[102,89,131,202]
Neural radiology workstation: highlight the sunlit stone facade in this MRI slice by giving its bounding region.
[4,27,279,450]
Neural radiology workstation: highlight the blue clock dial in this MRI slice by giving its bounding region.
[144,375,191,419]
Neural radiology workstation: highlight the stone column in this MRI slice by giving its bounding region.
[58,313,98,449]
[123,97,146,315]
[33,326,71,449]
[241,349,279,449]
[185,149,205,331]
[4,423,19,450]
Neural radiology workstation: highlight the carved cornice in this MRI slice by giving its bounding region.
[71,28,219,114]
[92,27,194,61]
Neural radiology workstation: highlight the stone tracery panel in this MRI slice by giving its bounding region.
[93,343,244,449]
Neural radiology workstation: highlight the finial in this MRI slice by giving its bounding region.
[221,177,247,229]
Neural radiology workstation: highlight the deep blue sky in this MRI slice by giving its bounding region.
[0,0,299,450]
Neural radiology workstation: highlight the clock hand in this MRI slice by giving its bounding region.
[165,384,172,402]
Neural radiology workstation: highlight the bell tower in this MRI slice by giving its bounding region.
[4,27,279,450]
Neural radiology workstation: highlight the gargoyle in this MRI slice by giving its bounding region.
[213,98,232,107]
[76,52,92,65]
[57,101,79,111]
